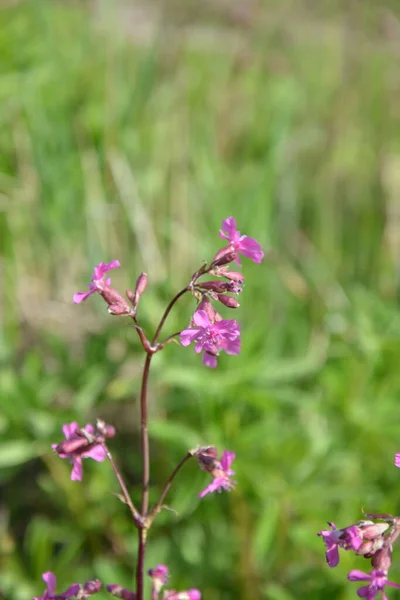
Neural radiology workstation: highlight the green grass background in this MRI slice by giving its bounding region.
[2,0,400,598]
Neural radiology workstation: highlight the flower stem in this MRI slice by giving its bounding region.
[151,287,189,345]
[102,443,141,527]
[147,453,192,524]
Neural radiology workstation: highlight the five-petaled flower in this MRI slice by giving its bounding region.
[52,422,114,481]
[180,310,241,368]
[317,522,363,567]
[218,216,264,266]
[197,449,236,498]
[34,572,79,600]
[348,569,400,599]
[73,260,121,304]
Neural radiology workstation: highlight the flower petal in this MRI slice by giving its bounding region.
[43,572,57,596]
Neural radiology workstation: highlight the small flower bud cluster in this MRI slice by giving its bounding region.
[52,420,115,481]
[179,217,264,367]
[318,516,400,597]
[73,260,148,318]
[34,572,103,600]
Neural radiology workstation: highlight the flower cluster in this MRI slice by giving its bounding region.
[318,515,400,597]
[34,217,263,600]
[52,419,115,481]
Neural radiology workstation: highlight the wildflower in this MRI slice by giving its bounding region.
[73,260,120,304]
[180,310,241,368]
[148,564,169,598]
[106,585,136,600]
[394,453,400,467]
[348,569,400,599]
[195,449,236,498]
[34,572,79,600]
[52,421,115,481]
[77,580,103,599]
[164,590,201,600]
[317,522,363,567]
[218,216,264,266]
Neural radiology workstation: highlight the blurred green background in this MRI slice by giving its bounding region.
[2,0,400,598]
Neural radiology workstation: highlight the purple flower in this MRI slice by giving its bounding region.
[148,564,169,598]
[198,450,236,498]
[219,217,264,265]
[180,310,241,368]
[34,572,80,600]
[348,569,400,599]
[164,590,201,600]
[73,260,120,304]
[394,454,400,467]
[52,422,109,481]
[317,522,363,567]
[106,585,136,600]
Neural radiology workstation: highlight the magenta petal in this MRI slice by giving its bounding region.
[395,453,400,467]
[219,217,237,240]
[202,352,217,368]
[221,451,235,470]
[192,310,211,328]
[73,289,95,304]
[63,584,81,598]
[62,422,80,440]
[84,445,107,462]
[238,236,264,263]
[326,545,340,568]
[71,457,83,481]
[93,260,120,279]
[180,328,202,346]
[348,571,371,582]
[42,572,57,596]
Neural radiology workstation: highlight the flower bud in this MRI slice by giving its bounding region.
[134,272,148,300]
[196,297,221,323]
[190,446,219,472]
[106,585,136,600]
[210,247,236,267]
[371,546,392,572]
[215,268,244,284]
[108,303,132,316]
[360,522,390,540]
[53,437,90,455]
[96,420,116,438]
[100,286,129,308]
[77,580,102,598]
[216,294,240,309]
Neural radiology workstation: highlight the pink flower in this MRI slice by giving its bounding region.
[73,260,120,304]
[219,217,264,265]
[148,564,169,598]
[317,522,363,567]
[34,572,79,600]
[348,569,400,599]
[164,590,201,600]
[52,422,112,481]
[198,450,236,498]
[394,454,400,467]
[180,310,241,368]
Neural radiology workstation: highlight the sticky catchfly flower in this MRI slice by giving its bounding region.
[218,216,264,265]
[317,522,363,567]
[34,572,80,600]
[180,310,241,368]
[196,449,236,498]
[73,260,120,304]
[52,421,114,481]
[348,569,400,599]
[148,564,169,598]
